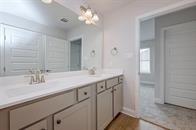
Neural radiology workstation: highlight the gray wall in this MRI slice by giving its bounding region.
[140,19,155,85]
[154,6,196,100]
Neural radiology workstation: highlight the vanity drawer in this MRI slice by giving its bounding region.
[97,81,106,93]
[24,119,47,130]
[10,90,76,130]
[106,77,119,89]
[119,76,123,83]
[78,86,91,102]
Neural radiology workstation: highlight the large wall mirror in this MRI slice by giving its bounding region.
[0,0,103,76]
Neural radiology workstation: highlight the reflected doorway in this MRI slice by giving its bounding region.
[70,38,82,71]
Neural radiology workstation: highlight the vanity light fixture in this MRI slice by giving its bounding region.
[78,6,99,25]
[41,0,53,4]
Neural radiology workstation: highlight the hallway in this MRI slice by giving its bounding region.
[140,85,196,130]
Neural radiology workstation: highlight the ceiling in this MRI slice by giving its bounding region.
[0,0,83,31]
[85,0,134,14]
[0,0,135,30]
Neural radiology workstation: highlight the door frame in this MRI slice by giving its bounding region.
[135,0,196,118]
[68,35,84,71]
[0,24,5,76]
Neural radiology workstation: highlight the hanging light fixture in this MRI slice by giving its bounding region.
[78,6,99,25]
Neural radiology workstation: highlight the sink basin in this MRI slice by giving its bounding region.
[88,74,103,77]
[6,84,50,98]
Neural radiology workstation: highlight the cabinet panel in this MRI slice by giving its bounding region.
[10,91,75,130]
[96,81,106,93]
[113,84,123,117]
[106,77,118,89]
[24,119,47,130]
[54,99,91,130]
[78,86,91,102]
[97,88,113,130]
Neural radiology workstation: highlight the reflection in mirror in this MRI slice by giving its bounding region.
[0,0,103,77]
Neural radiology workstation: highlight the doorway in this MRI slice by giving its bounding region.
[138,5,196,130]
[69,38,82,71]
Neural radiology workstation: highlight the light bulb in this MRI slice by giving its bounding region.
[41,0,52,4]
[85,8,92,18]
[92,14,99,22]
[78,15,85,21]
[85,20,91,25]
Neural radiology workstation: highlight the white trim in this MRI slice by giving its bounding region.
[135,0,196,119]
[68,35,84,71]
[159,29,166,104]
[122,107,139,118]
[0,24,4,76]
[155,98,164,104]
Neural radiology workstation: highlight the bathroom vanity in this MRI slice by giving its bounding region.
[0,73,123,130]
[0,1,122,130]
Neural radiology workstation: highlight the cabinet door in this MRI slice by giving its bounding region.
[97,88,113,130]
[54,99,91,130]
[24,120,47,130]
[113,84,123,117]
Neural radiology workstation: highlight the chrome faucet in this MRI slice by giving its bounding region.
[27,69,46,84]
[88,67,96,75]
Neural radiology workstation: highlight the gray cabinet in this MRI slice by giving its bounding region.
[113,83,123,117]
[23,120,47,130]
[54,99,91,130]
[97,88,113,130]
[97,78,123,130]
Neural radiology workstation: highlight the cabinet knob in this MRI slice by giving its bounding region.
[56,119,61,124]
[101,86,104,88]
[84,92,87,95]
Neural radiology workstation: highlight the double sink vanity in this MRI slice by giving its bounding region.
[0,71,123,130]
[0,1,122,130]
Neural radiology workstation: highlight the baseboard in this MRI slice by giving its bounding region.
[121,107,138,118]
[155,98,164,104]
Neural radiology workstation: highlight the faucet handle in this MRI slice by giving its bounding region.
[29,69,35,74]
[40,75,45,83]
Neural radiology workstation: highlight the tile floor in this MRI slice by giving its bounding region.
[140,84,196,130]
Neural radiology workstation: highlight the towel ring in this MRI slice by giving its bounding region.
[111,47,118,56]
[90,50,96,57]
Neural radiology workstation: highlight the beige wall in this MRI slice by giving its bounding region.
[103,0,185,115]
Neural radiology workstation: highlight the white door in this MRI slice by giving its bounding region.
[165,21,196,109]
[45,36,69,72]
[4,25,43,76]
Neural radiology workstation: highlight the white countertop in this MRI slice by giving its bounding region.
[0,71,123,109]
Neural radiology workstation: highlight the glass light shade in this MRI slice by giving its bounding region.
[92,14,99,22]
[85,20,91,25]
[41,0,52,4]
[78,15,85,21]
[85,9,93,18]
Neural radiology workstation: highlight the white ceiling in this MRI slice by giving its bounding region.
[0,0,83,30]
[0,0,135,30]
[85,0,134,14]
